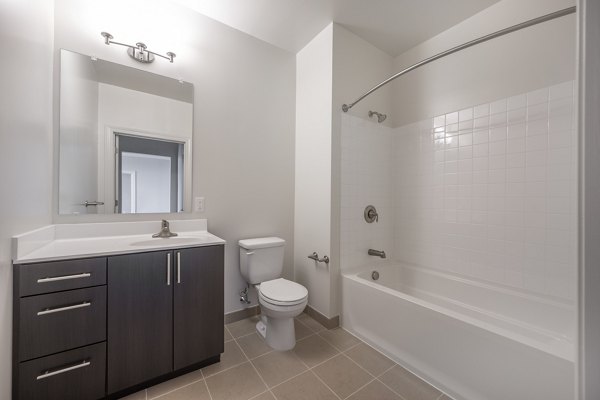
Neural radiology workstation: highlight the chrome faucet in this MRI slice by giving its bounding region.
[368,249,386,259]
[152,220,178,238]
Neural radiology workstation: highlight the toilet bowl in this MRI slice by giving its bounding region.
[239,237,308,351]
[256,278,308,350]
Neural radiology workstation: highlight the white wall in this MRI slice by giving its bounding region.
[331,25,394,316]
[52,0,296,314]
[391,0,576,126]
[122,153,172,213]
[96,83,193,214]
[294,24,334,317]
[295,23,394,318]
[59,50,99,214]
[0,1,54,399]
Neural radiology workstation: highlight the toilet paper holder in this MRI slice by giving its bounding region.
[308,252,329,264]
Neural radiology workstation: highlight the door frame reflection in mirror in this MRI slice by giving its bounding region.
[101,127,192,214]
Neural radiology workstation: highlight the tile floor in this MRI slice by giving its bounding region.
[121,313,452,400]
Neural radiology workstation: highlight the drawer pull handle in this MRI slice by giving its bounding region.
[37,273,91,283]
[37,360,91,380]
[37,301,91,316]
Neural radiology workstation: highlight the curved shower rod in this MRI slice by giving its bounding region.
[342,6,576,113]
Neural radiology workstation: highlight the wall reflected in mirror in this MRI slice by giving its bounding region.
[58,49,193,215]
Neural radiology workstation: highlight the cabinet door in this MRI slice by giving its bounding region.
[107,251,173,394]
[173,245,224,370]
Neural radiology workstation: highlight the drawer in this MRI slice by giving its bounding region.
[19,286,106,361]
[18,342,106,400]
[17,257,106,297]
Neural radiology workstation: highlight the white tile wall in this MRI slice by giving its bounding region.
[341,81,577,302]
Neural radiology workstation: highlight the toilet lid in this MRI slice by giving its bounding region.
[259,278,308,305]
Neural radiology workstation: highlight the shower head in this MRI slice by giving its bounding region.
[368,110,387,123]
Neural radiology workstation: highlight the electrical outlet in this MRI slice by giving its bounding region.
[194,197,205,212]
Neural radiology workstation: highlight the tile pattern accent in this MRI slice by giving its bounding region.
[122,314,453,400]
[342,81,577,302]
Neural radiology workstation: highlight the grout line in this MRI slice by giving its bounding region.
[338,352,377,380]
[342,377,376,399]
[200,369,214,400]
[376,363,397,378]
[202,359,248,379]
[317,329,361,353]
[341,340,363,354]
[231,330,270,392]
[308,369,343,400]
[147,374,205,400]
[247,389,270,400]
[375,376,408,400]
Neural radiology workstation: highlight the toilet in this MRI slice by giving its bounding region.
[239,237,308,351]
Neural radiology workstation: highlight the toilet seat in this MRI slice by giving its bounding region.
[259,278,308,306]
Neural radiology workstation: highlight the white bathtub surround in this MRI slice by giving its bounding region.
[342,265,574,400]
[12,219,225,264]
[340,81,577,400]
[393,81,577,302]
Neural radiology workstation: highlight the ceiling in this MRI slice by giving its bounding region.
[170,0,501,56]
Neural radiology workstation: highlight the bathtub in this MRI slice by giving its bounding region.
[341,263,575,400]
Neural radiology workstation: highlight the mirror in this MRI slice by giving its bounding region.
[58,49,193,215]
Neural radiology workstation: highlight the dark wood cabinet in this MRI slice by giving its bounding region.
[13,244,224,400]
[107,251,174,394]
[174,246,224,370]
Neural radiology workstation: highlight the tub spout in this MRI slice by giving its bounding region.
[368,249,386,258]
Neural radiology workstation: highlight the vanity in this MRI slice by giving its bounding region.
[12,220,225,400]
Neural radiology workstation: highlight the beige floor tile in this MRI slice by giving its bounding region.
[271,371,338,400]
[154,380,211,400]
[205,362,267,400]
[119,390,146,400]
[227,316,261,338]
[379,365,442,400]
[296,313,326,333]
[250,391,276,400]
[344,343,395,376]
[202,340,247,377]
[293,334,339,368]
[237,332,273,359]
[438,395,454,400]
[251,350,307,388]
[312,354,373,399]
[347,380,402,400]
[294,319,313,341]
[147,370,203,399]
[224,327,234,342]
[318,328,360,351]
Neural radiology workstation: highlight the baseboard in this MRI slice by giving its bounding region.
[304,305,339,329]
[225,305,261,324]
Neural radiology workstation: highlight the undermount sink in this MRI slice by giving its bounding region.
[130,237,202,247]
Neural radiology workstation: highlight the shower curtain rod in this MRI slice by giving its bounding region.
[341,6,576,113]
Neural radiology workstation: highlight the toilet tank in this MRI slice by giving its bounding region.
[239,237,285,284]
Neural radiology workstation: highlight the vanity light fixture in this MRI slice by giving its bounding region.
[101,32,176,64]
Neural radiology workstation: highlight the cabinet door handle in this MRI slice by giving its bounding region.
[37,273,91,283]
[37,301,91,316]
[36,360,91,380]
[176,252,181,284]
[167,253,171,285]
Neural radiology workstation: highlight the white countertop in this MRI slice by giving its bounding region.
[12,220,226,264]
